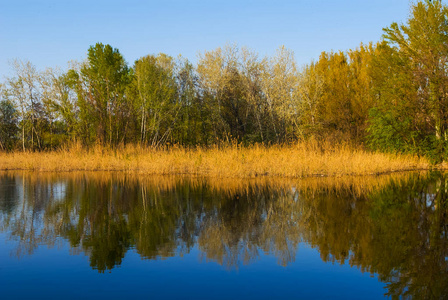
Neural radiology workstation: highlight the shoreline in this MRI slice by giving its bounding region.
[0,167,436,177]
[0,144,436,178]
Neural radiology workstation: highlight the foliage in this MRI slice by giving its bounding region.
[1,1,448,164]
[0,98,18,150]
[130,54,177,146]
[367,0,448,163]
[71,43,131,146]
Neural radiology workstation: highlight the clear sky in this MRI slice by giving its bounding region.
[0,0,411,78]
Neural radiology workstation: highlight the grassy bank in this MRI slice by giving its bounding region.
[0,142,434,178]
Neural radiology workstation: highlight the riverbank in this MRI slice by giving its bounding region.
[0,142,435,178]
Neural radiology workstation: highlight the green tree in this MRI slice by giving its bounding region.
[368,0,448,162]
[172,56,202,145]
[40,68,79,147]
[72,43,131,146]
[130,54,178,146]
[0,98,18,150]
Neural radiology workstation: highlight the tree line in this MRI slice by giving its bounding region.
[1,1,447,162]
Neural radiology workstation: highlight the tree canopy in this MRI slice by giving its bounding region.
[1,1,447,162]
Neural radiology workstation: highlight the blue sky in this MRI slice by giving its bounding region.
[0,0,411,78]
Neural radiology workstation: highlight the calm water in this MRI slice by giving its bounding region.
[0,172,447,299]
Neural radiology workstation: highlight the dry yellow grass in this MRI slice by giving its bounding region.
[0,141,434,178]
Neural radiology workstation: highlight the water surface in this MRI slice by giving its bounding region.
[0,172,447,299]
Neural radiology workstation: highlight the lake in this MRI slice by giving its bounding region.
[0,172,446,299]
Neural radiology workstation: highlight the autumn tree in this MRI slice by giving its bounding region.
[296,61,324,137]
[197,44,262,143]
[239,48,268,142]
[260,46,298,141]
[298,45,375,142]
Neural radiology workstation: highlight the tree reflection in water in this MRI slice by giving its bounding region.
[0,172,446,298]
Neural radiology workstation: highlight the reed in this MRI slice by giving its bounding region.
[0,141,434,178]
